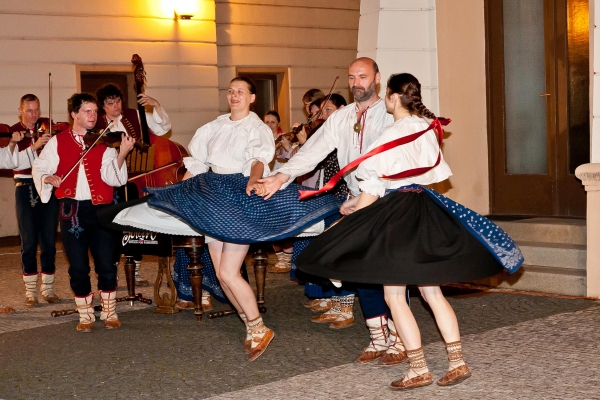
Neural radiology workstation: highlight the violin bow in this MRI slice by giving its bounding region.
[311,76,339,122]
[60,121,115,182]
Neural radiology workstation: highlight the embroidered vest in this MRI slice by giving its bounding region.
[55,129,114,205]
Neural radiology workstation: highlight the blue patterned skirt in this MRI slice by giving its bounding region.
[145,172,341,244]
[296,185,523,285]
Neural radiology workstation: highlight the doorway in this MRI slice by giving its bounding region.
[237,68,290,131]
[486,0,589,216]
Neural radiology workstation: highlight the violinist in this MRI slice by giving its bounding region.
[259,58,408,367]
[0,129,24,314]
[32,93,135,332]
[11,94,59,307]
[95,83,171,286]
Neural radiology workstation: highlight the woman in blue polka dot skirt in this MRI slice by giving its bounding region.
[100,77,340,362]
[296,73,524,390]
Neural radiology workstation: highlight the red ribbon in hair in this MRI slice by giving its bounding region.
[298,117,451,200]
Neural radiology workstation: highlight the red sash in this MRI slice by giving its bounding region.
[298,117,450,200]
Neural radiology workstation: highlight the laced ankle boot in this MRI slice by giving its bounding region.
[134,261,149,286]
[378,318,408,366]
[239,312,252,354]
[100,290,121,329]
[311,296,341,323]
[247,316,275,362]
[23,274,39,307]
[355,315,389,364]
[75,293,95,332]
[329,294,355,329]
[390,347,433,390]
[267,251,292,273]
[40,273,61,303]
[201,290,213,311]
[437,341,471,386]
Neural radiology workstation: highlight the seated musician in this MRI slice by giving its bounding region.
[95,83,171,286]
[32,93,135,332]
[11,94,60,308]
[0,129,24,314]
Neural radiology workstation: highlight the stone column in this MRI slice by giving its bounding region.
[575,163,600,298]
[357,0,439,114]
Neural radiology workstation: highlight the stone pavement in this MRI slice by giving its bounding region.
[0,239,599,399]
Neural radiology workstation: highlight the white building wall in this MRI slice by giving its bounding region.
[357,0,439,115]
[0,0,220,236]
[215,0,360,130]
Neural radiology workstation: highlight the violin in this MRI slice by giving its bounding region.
[83,129,148,151]
[282,76,340,141]
[33,118,69,136]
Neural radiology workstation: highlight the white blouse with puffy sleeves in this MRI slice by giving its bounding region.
[356,115,452,198]
[183,112,275,177]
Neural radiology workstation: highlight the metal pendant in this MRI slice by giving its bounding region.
[353,122,362,133]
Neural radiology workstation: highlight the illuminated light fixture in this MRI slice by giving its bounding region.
[174,0,198,19]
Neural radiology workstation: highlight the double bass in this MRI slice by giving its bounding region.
[127,54,188,194]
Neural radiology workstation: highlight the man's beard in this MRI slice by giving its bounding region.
[351,80,377,102]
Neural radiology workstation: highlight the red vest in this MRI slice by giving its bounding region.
[10,122,34,176]
[55,129,114,205]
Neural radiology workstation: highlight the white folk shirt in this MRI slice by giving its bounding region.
[275,99,394,196]
[184,112,275,177]
[356,115,453,198]
[104,108,171,136]
[0,145,18,169]
[32,132,128,203]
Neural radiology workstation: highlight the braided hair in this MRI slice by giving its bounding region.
[387,73,436,120]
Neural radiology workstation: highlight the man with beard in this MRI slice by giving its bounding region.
[258,57,407,366]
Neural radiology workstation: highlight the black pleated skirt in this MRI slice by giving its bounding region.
[296,190,504,285]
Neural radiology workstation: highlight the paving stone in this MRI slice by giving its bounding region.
[0,241,598,399]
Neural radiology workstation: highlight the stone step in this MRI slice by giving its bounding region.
[493,218,586,246]
[474,265,586,296]
[518,241,586,270]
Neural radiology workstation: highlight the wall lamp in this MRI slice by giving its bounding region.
[174,0,198,19]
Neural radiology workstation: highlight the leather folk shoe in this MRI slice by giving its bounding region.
[304,299,321,308]
[311,300,333,312]
[311,311,341,323]
[390,373,433,391]
[76,322,94,333]
[329,315,355,329]
[244,338,252,354]
[378,349,408,366]
[437,365,471,386]
[355,348,386,364]
[25,296,38,307]
[247,328,275,362]
[42,293,61,304]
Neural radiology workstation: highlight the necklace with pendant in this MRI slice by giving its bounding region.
[353,122,362,133]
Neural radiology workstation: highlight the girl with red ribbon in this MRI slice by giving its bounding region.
[296,73,523,391]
